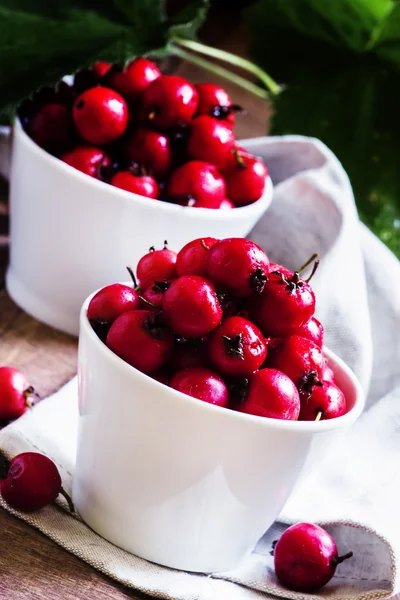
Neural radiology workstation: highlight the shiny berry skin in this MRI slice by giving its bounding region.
[223,153,268,206]
[274,523,353,592]
[170,367,229,407]
[296,317,324,348]
[168,161,226,206]
[61,146,110,179]
[29,103,74,154]
[0,367,35,422]
[163,276,223,337]
[110,58,161,102]
[106,310,174,374]
[111,171,159,199]
[93,61,112,78]
[323,364,335,383]
[125,129,171,177]
[267,336,325,389]
[87,283,140,325]
[142,75,198,128]
[183,196,234,210]
[188,116,235,167]
[171,337,209,371]
[209,316,267,377]
[248,267,316,337]
[73,86,128,145]
[239,368,300,420]
[299,380,346,421]
[176,237,219,278]
[195,83,235,125]
[141,280,172,310]
[0,452,62,512]
[207,238,269,297]
[136,246,177,290]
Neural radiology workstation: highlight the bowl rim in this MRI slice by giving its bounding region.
[80,288,365,433]
[13,119,273,221]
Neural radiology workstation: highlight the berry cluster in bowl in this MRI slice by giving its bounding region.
[87,236,347,422]
[18,58,269,210]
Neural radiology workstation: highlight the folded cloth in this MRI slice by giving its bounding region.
[1,135,399,600]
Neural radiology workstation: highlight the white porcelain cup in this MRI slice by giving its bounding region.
[73,292,365,573]
[6,122,273,336]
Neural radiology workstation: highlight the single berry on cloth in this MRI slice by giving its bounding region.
[136,243,177,290]
[267,335,325,389]
[239,368,300,420]
[168,161,226,206]
[163,276,223,337]
[209,316,267,377]
[111,170,159,199]
[274,522,353,592]
[0,452,72,513]
[110,58,161,103]
[170,367,229,407]
[125,129,172,178]
[87,283,140,325]
[223,149,268,206]
[207,237,269,297]
[295,316,324,348]
[106,310,174,374]
[299,379,347,421]
[142,75,198,128]
[187,116,235,167]
[0,367,36,422]
[61,146,110,179]
[176,237,219,278]
[248,256,318,337]
[73,86,128,145]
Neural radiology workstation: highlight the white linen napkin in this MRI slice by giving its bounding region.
[1,135,399,600]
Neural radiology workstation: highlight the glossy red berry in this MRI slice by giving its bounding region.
[136,245,177,290]
[168,161,226,206]
[141,280,173,311]
[93,61,112,78]
[176,237,219,278]
[111,170,159,199]
[170,337,209,371]
[106,310,174,374]
[188,116,235,167]
[110,58,161,102]
[87,283,140,325]
[163,276,222,337]
[299,380,346,421]
[223,151,268,206]
[248,265,316,337]
[267,335,325,389]
[296,317,324,348]
[61,146,110,179]
[322,364,335,383]
[142,75,198,128]
[195,83,236,126]
[274,523,353,592]
[209,316,267,377]
[239,368,300,420]
[0,367,35,422]
[125,129,172,177]
[73,86,128,145]
[207,238,269,297]
[182,196,234,210]
[29,103,74,154]
[0,452,63,512]
[170,367,229,407]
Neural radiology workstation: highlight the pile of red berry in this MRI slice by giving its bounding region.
[88,236,347,421]
[18,58,269,209]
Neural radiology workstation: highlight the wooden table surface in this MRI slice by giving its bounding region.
[0,15,272,599]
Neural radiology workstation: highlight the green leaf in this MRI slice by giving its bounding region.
[0,0,208,124]
[373,4,400,64]
[246,0,400,257]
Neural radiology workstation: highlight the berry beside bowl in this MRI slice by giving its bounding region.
[6,60,273,337]
[73,237,364,574]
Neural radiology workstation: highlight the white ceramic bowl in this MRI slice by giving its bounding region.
[6,121,273,336]
[73,291,365,573]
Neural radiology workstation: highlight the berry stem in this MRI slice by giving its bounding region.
[298,253,318,274]
[333,551,353,565]
[171,37,282,96]
[233,146,246,169]
[315,411,323,422]
[60,487,75,514]
[139,295,162,311]
[126,266,137,288]
[169,45,270,100]
[305,259,320,283]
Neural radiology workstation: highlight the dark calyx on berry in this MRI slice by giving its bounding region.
[222,334,245,359]
[250,267,268,294]
[209,104,245,120]
[298,370,322,398]
[273,256,319,294]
